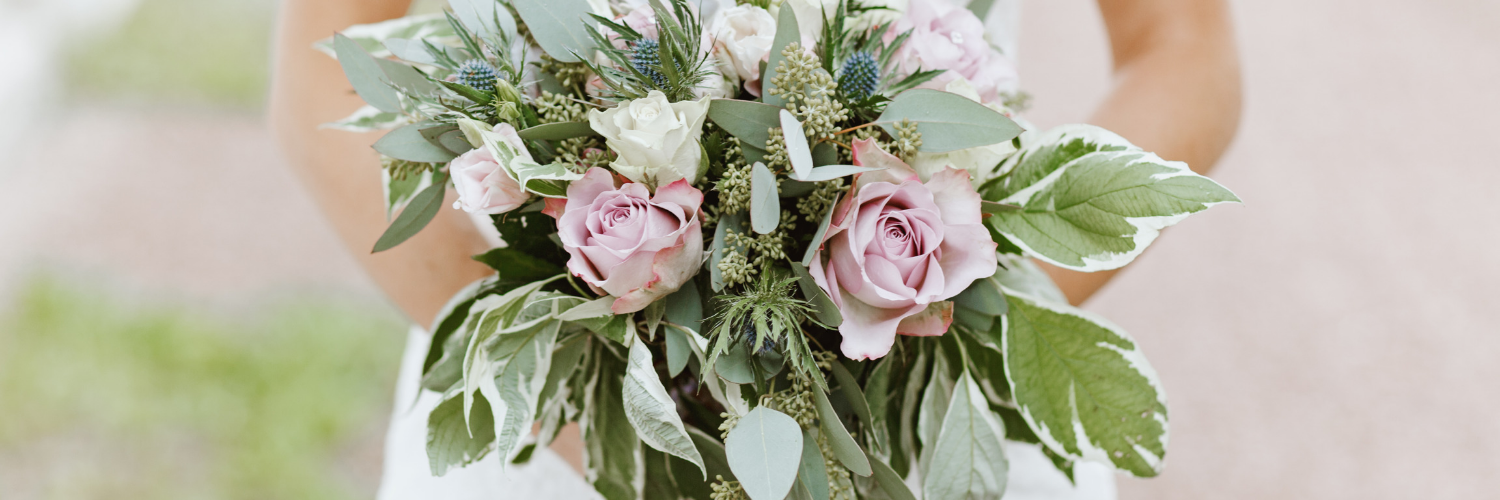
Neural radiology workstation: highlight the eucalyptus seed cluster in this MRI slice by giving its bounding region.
[714,159,753,214]
[717,247,753,287]
[717,215,791,287]
[797,178,845,222]
[763,127,789,170]
[718,411,742,440]
[382,157,433,181]
[536,54,591,92]
[764,375,818,428]
[534,91,587,123]
[820,435,856,499]
[709,476,749,500]
[768,43,850,142]
[893,119,923,160]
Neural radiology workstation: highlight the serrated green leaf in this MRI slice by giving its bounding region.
[513,0,597,63]
[813,386,873,476]
[725,407,804,500]
[623,342,707,478]
[750,162,779,234]
[372,173,448,253]
[707,99,782,150]
[427,390,497,475]
[762,6,800,107]
[472,247,563,290]
[1002,289,1168,477]
[517,121,599,141]
[988,125,1239,272]
[921,370,1009,500]
[375,123,461,163]
[876,89,1023,153]
[332,33,403,113]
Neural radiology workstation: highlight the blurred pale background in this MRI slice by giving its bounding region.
[0,0,1495,498]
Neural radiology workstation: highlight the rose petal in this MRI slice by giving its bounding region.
[895,301,953,337]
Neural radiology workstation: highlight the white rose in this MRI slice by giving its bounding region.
[847,0,908,30]
[588,91,711,186]
[709,5,776,91]
[908,77,1018,185]
[695,65,739,99]
[775,0,838,43]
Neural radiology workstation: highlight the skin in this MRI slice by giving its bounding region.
[269,0,1240,477]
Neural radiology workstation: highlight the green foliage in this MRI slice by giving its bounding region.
[584,0,715,101]
[724,407,804,500]
[875,89,1024,153]
[0,276,403,498]
[372,172,449,253]
[705,268,820,390]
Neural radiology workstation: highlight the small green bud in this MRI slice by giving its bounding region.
[495,101,521,122]
[494,79,523,105]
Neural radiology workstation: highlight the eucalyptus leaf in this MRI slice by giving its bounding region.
[922,370,1009,500]
[812,142,837,167]
[987,125,1239,272]
[375,123,461,163]
[383,168,433,219]
[322,104,408,132]
[707,99,781,150]
[780,110,813,179]
[513,0,597,63]
[332,33,403,113]
[798,428,831,500]
[790,263,841,327]
[664,279,703,335]
[384,37,464,67]
[1002,289,1168,477]
[715,340,783,384]
[449,0,516,39]
[623,342,707,477]
[750,162,780,234]
[372,173,448,253]
[517,121,599,141]
[801,194,840,266]
[865,449,918,500]
[812,386,872,476]
[724,407,804,500]
[795,164,883,182]
[829,361,873,432]
[876,89,1023,153]
[761,6,800,107]
[664,324,692,377]
[375,57,440,94]
[688,427,736,482]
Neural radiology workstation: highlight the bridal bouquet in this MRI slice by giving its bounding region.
[322,0,1237,497]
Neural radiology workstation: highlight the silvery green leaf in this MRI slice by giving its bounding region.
[559,296,614,321]
[375,57,440,95]
[750,162,780,234]
[812,386,873,476]
[993,254,1067,304]
[812,142,837,167]
[795,164,884,182]
[384,38,458,66]
[715,341,783,384]
[865,448,918,500]
[761,6,800,107]
[513,0,597,63]
[664,324,692,377]
[372,172,449,253]
[917,345,955,477]
[798,428,830,500]
[897,345,931,476]
[332,33,404,113]
[780,110,813,179]
[689,427,737,482]
[861,357,895,459]
[876,89,1024,153]
[708,99,782,151]
[801,194,840,267]
[829,361,874,435]
[509,160,586,198]
[790,263,841,327]
[663,279,703,335]
[581,347,645,500]
[725,407,804,500]
[952,273,1007,319]
[314,14,453,58]
[322,104,409,132]
[1002,289,1169,477]
[987,125,1240,271]
[922,370,1009,500]
[623,342,707,477]
[449,0,516,39]
[427,390,497,475]
[375,123,460,163]
[383,168,434,219]
[517,121,599,141]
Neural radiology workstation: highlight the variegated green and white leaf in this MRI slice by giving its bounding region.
[993,254,1068,304]
[321,104,410,133]
[510,160,585,198]
[581,345,644,500]
[315,14,454,58]
[1001,288,1169,477]
[480,317,561,462]
[427,388,497,476]
[922,370,1009,500]
[916,345,955,477]
[383,168,435,219]
[459,281,553,440]
[622,342,707,477]
[987,125,1239,272]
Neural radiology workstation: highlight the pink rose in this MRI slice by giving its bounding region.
[450,123,533,214]
[887,0,1018,103]
[808,139,998,360]
[545,168,705,314]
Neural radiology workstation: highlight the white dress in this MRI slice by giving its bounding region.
[377,1,1116,498]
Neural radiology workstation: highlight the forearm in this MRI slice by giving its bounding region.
[1043,0,1242,305]
[269,0,496,327]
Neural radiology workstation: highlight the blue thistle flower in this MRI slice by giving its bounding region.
[738,316,777,355]
[457,59,498,91]
[839,51,881,101]
[632,38,668,87]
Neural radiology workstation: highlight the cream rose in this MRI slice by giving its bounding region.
[588,91,711,186]
[709,4,775,95]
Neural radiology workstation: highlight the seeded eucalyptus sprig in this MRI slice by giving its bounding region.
[582,0,714,102]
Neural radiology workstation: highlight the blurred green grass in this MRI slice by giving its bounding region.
[0,277,405,499]
[65,0,276,108]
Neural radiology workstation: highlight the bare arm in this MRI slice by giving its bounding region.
[269,0,496,328]
[1042,0,1243,305]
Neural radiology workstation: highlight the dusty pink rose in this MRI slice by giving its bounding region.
[887,0,1018,103]
[808,139,998,359]
[545,168,705,314]
[450,124,533,214]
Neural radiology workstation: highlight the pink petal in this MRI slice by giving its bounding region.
[896,301,953,337]
[934,221,998,299]
[566,168,621,213]
[652,179,705,213]
[924,167,984,226]
[851,138,919,186]
[833,287,927,360]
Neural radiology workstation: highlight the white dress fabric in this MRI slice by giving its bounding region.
[378,1,1115,497]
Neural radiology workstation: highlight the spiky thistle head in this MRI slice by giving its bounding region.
[457,59,498,91]
[839,51,880,101]
[631,38,668,87]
